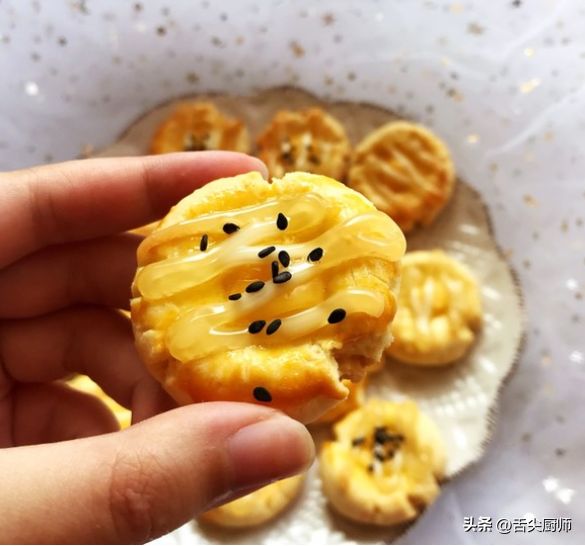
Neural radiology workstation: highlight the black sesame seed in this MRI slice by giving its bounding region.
[308,247,324,262]
[253,386,272,402]
[387,450,396,459]
[199,233,208,251]
[248,320,266,334]
[374,426,392,444]
[266,319,282,335]
[245,280,265,293]
[352,437,365,447]
[258,245,276,258]
[276,213,288,230]
[271,260,279,278]
[278,250,291,267]
[327,308,346,324]
[367,463,374,473]
[228,293,242,301]
[223,222,240,234]
[273,271,292,284]
[374,452,386,462]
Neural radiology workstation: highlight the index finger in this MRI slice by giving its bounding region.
[0,152,267,268]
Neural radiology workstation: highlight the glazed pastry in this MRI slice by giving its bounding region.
[131,171,405,423]
[387,250,482,366]
[256,108,351,179]
[348,121,454,233]
[320,399,445,526]
[66,375,132,429]
[150,101,250,154]
[199,474,304,528]
[313,379,366,425]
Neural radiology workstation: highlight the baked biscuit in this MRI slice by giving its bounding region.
[387,250,482,366]
[256,108,351,179]
[150,101,250,154]
[66,375,132,429]
[320,399,445,526]
[348,122,454,233]
[313,379,366,425]
[199,474,304,528]
[131,171,405,423]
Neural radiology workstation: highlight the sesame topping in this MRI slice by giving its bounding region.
[258,246,276,258]
[223,222,240,234]
[248,320,266,334]
[199,234,208,251]
[276,213,288,230]
[327,308,346,324]
[266,319,282,335]
[308,247,324,262]
[352,437,365,447]
[278,250,291,268]
[245,280,265,293]
[253,386,272,402]
[273,271,292,284]
[228,293,242,301]
[271,260,279,278]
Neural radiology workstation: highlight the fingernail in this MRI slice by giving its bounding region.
[249,157,269,179]
[226,414,314,492]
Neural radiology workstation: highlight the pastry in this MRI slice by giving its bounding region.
[348,121,454,233]
[313,379,366,425]
[199,474,304,528]
[66,375,132,429]
[256,108,351,179]
[131,171,405,423]
[387,250,482,366]
[150,101,250,154]
[320,399,445,526]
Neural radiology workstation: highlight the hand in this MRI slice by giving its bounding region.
[0,153,314,544]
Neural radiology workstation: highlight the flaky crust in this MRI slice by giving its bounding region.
[348,121,454,233]
[131,172,404,423]
[319,399,445,526]
[387,250,483,366]
[150,101,250,154]
[256,108,351,180]
[199,475,304,528]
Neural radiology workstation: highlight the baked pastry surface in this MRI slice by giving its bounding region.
[150,101,250,154]
[313,378,366,425]
[199,475,304,528]
[348,122,454,233]
[320,399,445,526]
[387,250,482,366]
[256,108,351,179]
[131,171,405,423]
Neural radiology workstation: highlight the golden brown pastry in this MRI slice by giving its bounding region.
[199,474,304,528]
[387,250,482,366]
[256,108,351,179]
[313,379,366,425]
[348,121,455,233]
[320,399,445,526]
[131,171,405,423]
[66,375,132,429]
[150,101,250,154]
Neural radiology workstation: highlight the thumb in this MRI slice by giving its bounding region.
[0,402,314,544]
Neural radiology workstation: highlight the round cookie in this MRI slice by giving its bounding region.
[320,399,445,526]
[256,108,351,179]
[199,474,304,528]
[150,101,250,154]
[348,121,454,233]
[131,171,405,423]
[387,250,482,366]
